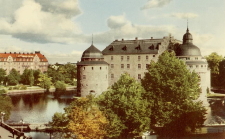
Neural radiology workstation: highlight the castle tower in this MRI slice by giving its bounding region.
[77,44,109,97]
[175,27,211,105]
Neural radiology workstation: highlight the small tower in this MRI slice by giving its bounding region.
[77,44,109,97]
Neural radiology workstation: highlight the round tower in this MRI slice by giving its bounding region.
[77,44,109,97]
[175,27,210,105]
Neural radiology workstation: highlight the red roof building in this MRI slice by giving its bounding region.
[0,51,48,74]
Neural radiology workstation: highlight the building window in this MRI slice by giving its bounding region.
[83,75,86,79]
[111,64,114,68]
[127,56,130,61]
[100,67,102,70]
[146,56,148,60]
[195,57,198,60]
[111,74,114,79]
[138,56,141,61]
[153,55,155,57]
[146,64,149,69]
[111,56,113,60]
[196,65,199,68]
[92,67,94,70]
[121,56,124,61]
[201,65,203,68]
[127,64,130,69]
[106,75,107,79]
[186,57,190,60]
[138,64,141,69]
[138,74,141,79]
[121,64,124,69]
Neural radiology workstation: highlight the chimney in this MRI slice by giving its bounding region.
[35,51,40,54]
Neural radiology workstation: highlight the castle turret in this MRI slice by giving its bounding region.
[77,44,109,97]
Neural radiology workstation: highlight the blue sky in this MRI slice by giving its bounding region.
[0,0,224,63]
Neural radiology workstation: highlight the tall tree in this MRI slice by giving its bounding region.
[141,51,206,136]
[0,68,6,84]
[21,69,34,86]
[6,68,21,85]
[33,69,41,85]
[205,52,223,87]
[38,73,52,91]
[97,73,151,138]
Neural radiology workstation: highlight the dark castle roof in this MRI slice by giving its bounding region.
[102,38,166,55]
[82,45,103,59]
[176,28,201,56]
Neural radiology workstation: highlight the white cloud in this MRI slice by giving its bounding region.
[141,0,172,10]
[170,13,199,19]
[107,14,130,29]
[0,0,82,43]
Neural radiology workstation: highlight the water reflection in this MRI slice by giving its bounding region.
[8,92,74,124]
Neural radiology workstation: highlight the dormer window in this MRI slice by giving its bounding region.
[149,44,154,50]
[109,46,114,51]
[135,45,141,50]
[122,45,127,51]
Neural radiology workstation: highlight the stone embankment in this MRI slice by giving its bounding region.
[6,86,76,95]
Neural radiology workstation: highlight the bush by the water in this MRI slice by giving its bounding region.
[0,89,6,94]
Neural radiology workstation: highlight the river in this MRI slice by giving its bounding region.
[7,92,75,139]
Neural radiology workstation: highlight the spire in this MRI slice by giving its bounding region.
[186,18,189,33]
[92,34,93,45]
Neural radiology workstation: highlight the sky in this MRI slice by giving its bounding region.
[0,0,225,64]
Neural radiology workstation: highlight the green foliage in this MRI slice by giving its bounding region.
[47,63,77,85]
[0,95,13,121]
[0,68,6,84]
[49,112,69,131]
[21,69,35,86]
[141,51,206,136]
[205,52,223,87]
[38,73,52,91]
[54,81,66,92]
[0,89,7,94]
[97,73,151,138]
[6,68,21,85]
[33,69,41,85]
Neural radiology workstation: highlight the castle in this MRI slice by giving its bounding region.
[0,51,48,74]
[77,28,210,99]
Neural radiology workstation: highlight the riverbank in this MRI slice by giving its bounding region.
[5,86,76,95]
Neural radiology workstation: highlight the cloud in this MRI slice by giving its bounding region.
[141,0,172,10]
[170,13,199,19]
[107,14,130,29]
[0,0,82,43]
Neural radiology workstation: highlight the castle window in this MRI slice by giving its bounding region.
[196,65,199,68]
[127,64,130,69]
[121,64,124,69]
[153,55,155,57]
[201,65,203,68]
[146,56,148,60]
[100,67,102,70]
[111,64,114,68]
[92,67,94,70]
[138,56,141,61]
[111,56,113,60]
[83,75,86,79]
[121,56,124,61]
[138,74,141,79]
[83,67,85,70]
[186,57,190,60]
[146,64,149,69]
[138,64,141,69]
[195,57,198,60]
[127,56,130,61]
[111,74,114,79]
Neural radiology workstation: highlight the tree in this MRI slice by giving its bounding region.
[0,68,6,84]
[6,68,21,85]
[65,96,108,139]
[38,73,52,91]
[0,95,13,121]
[205,52,223,87]
[54,81,66,97]
[21,69,34,86]
[33,69,41,85]
[97,73,151,138]
[141,51,206,136]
